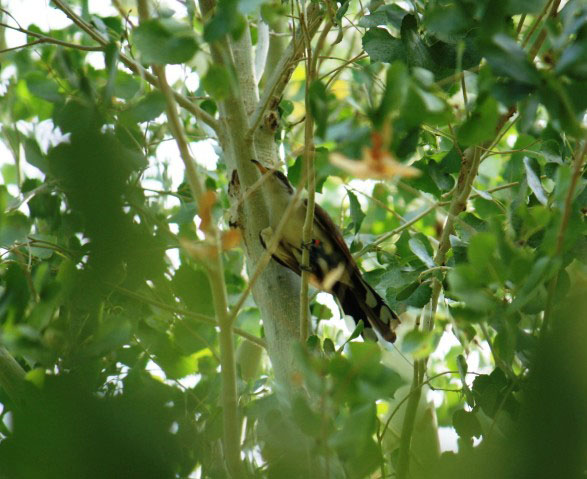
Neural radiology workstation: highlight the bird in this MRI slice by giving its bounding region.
[251,159,400,343]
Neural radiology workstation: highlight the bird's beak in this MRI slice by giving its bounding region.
[251,159,268,174]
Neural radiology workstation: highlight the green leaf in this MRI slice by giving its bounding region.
[453,409,482,439]
[375,61,409,125]
[425,3,470,35]
[309,80,332,138]
[440,147,462,173]
[507,0,549,14]
[396,280,419,301]
[467,232,497,272]
[556,37,587,80]
[347,189,366,234]
[103,42,120,104]
[204,0,245,43]
[25,72,62,103]
[538,72,583,137]
[335,0,350,25]
[402,83,451,128]
[348,342,382,370]
[400,15,435,71]
[306,335,321,351]
[171,265,215,316]
[330,403,377,462]
[539,139,563,164]
[408,237,435,267]
[287,156,302,186]
[121,91,167,124]
[323,338,335,355]
[156,351,199,379]
[457,97,500,146]
[279,99,294,117]
[311,302,333,320]
[113,71,141,100]
[402,329,441,358]
[358,4,409,29]
[292,396,322,437]
[456,355,475,405]
[202,64,232,101]
[406,283,432,308]
[472,369,511,417]
[348,320,365,341]
[523,156,547,205]
[482,33,540,85]
[133,18,198,65]
[29,234,57,259]
[448,264,498,312]
[362,28,405,64]
[167,202,197,224]
[23,138,50,174]
[428,160,455,192]
[508,256,559,313]
[86,316,133,357]
[0,212,30,247]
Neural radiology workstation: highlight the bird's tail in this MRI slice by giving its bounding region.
[333,272,400,343]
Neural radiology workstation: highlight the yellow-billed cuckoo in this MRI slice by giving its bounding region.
[252,160,400,342]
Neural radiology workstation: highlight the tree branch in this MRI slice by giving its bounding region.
[0,22,104,51]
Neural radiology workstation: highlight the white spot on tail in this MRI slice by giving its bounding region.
[365,289,377,308]
[380,306,392,325]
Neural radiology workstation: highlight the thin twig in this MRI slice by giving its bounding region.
[355,203,439,257]
[521,0,553,47]
[299,6,318,342]
[435,66,480,88]
[0,21,104,51]
[381,370,474,439]
[529,0,561,59]
[319,52,366,82]
[516,14,527,37]
[347,185,405,222]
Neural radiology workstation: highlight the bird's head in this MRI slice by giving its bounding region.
[251,160,294,196]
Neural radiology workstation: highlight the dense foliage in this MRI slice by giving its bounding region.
[0,0,585,478]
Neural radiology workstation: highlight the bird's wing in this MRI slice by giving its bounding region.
[309,200,361,275]
[259,228,302,275]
